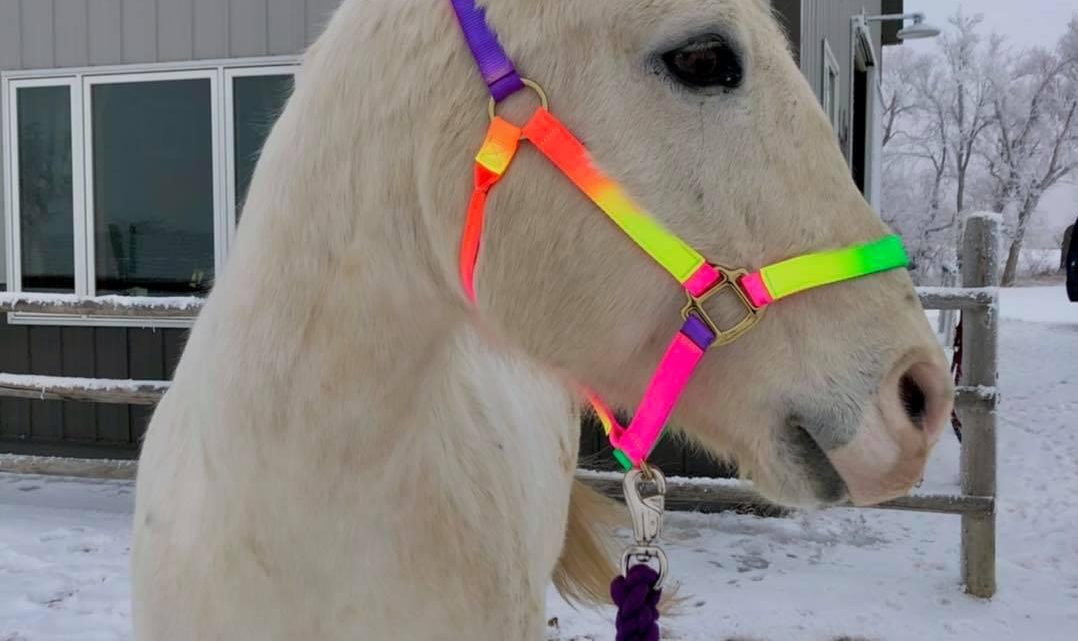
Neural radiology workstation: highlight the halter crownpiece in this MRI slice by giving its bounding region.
[448,0,910,471]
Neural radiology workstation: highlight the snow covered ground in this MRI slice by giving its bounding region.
[1,286,1075,640]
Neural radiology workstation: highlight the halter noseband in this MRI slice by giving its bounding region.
[449,0,909,471]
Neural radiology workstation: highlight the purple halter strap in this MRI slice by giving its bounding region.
[448,0,526,102]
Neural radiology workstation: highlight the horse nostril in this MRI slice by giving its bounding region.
[899,374,927,429]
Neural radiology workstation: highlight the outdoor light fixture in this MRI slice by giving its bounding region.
[858,11,942,40]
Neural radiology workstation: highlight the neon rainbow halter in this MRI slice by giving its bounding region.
[449,0,909,471]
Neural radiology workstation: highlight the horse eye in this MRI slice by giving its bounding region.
[661,35,743,91]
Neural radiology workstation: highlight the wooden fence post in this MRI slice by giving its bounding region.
[959,214,1000,598]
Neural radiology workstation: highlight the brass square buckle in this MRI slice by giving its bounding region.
[680,266,765,348]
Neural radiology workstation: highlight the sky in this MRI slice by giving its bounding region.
[903,0,1076,51]
[898,0,1078,245]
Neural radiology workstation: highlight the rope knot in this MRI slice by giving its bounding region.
[610,564,663,641]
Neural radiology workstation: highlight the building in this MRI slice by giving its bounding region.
[0,0,905,462]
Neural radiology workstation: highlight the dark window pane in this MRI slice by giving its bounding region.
[233,74,293,217]
[91,79,214,296]
[17,85,75,293]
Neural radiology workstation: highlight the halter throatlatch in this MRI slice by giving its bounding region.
[448,0,910,471]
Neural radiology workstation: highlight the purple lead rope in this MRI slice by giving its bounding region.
[448,0,525,101]
[611,565,663,641]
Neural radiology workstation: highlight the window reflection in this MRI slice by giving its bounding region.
[91,79,215,296]
[233,74,294,218]
[17,85,75,293]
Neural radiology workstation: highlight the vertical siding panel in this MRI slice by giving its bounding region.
[0,322,31,440]
[771,0,800,61]
[305,0,339,46]
[0,2,23,69]
[19,0,55,69]
[193,0,229,59]
[128,329,165,446]
[61,328,97,441]
[95,329,131,443]
[122,0,158,64]
[814,0,822,92]
[805,0,819,95]
[163,330,188,378]
[88,0,123,66]
[54,0,90,67]
[28,328,64,440]
[230,0,269,58]
[158,0,195,61]
[578,419,600,467]
[267,0,305,55]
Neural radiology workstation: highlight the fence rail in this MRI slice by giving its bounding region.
[0,293,202,318]
[0,374,166,405]
[0,217,1000,598]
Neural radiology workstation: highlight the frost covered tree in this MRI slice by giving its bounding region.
[939,12,1001,216]
[880,11,1001,282]
[986,17,1078,285]
[882,11,1078,285]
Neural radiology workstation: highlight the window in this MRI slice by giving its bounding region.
[88,73,218,296]
[821,40,841,141]
[226,68,296,227]
[3,61,297,325]
[11,81,79,293]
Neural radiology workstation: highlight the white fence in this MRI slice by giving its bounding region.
[0,217,1000,598]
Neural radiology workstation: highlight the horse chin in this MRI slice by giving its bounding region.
[741,425,850,509]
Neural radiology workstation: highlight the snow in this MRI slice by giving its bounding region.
[0,293,203,311]
[998,286,1076,325]
[0,374,170,393]
[2,285,1076,641]
[916,286,997,302]
[966,212,1005,225]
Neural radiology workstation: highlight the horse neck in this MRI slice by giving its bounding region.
[179,0,576,475]
[189,110,543,482]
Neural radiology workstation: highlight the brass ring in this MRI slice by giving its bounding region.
[639,460,655,481]
[487,78,549,122]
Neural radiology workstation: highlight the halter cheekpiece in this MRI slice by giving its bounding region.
[447,0,910,471]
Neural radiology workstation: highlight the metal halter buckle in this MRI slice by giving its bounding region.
[681,265,765,348]
[622,466,669,589]
[487,78,549,122]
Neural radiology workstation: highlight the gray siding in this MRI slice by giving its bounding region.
[0,0,343,458]
[770,0,802,63]
[800,0,885,119]
[0,0,341,71]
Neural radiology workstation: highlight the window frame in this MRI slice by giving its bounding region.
[1,57,298,328]
[83,68,224,301]
[821,39,841,140]
[848,20,881,209]
[3,76,86,302]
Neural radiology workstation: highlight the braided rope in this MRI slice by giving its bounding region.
[610,564,662,641]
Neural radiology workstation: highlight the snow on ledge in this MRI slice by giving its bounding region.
[0,292,204,311]
[917,286,998,299]
[965,211,1004,224]
[576,467,748,489]
[0,373,170,391]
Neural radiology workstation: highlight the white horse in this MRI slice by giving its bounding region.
[131,0,954,639]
